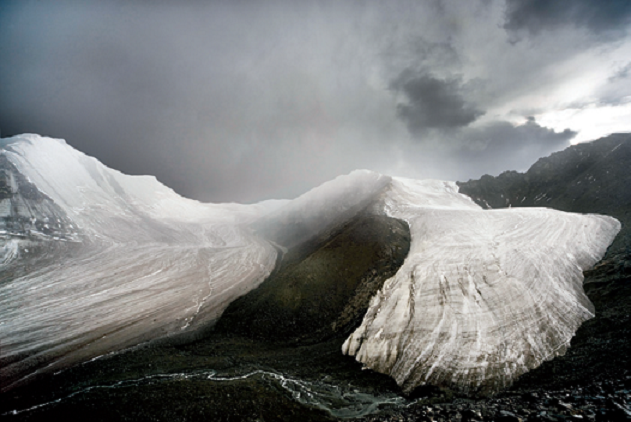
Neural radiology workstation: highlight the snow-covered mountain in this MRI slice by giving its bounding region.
[0,134,621,396]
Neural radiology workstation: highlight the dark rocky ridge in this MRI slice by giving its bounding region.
[216,211,410,342]
[457,133,631,256]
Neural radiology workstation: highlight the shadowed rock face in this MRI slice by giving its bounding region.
[216,212,411,342]
[457,133,631,256]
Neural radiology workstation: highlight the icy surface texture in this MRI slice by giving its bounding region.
[343,177,621,395]
[0,135,284,391]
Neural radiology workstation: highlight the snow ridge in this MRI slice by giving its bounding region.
[0,134,284,392]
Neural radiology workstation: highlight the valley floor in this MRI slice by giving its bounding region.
[2,254,630,422]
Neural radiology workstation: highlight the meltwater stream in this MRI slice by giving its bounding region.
[4,368,416,419]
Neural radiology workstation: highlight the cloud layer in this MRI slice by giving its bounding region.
[1,0,630,202]
[504,0,631,37]
[392,72,484,132]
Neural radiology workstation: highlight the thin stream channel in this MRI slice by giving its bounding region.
[4,368,418,419]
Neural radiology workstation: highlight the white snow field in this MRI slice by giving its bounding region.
[343,177,620,394]
[0,135,286,391]
[0,134,621,395]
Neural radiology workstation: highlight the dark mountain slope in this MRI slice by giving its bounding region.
[457,133,631,255]
[215,211,410,342]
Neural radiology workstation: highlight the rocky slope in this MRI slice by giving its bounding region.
[216,211,411,342]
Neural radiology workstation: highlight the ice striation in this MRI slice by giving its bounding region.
[0,134,286,391]
[342,177,621,395]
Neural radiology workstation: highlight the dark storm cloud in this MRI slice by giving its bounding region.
[454,117,576,178]
[504,0,631,37]
[0,0,386,203]
[0,0,628,202]
[391,72,484,134]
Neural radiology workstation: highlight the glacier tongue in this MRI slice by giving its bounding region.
[0,134,286,392]
[343,177,621,395]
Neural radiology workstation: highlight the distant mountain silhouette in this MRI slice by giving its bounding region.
[458,133,631,256]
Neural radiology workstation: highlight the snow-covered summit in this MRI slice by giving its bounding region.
[1,134,286,243]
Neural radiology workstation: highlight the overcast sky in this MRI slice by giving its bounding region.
[1,0,631,202]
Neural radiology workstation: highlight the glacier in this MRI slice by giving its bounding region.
[0,134,287,391]
[0,134,621,396]
[342,177,620,395]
